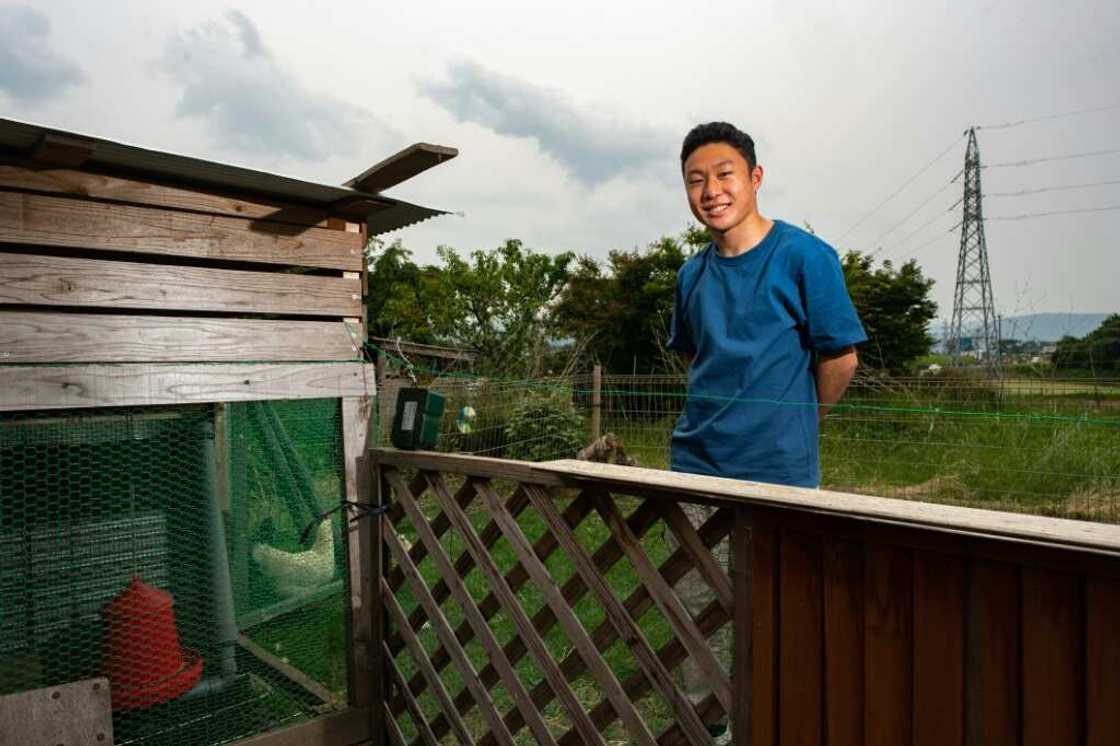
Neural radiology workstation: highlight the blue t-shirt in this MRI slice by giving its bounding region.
[668,220,867,487]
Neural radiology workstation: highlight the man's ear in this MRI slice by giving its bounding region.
[752,164,764,189]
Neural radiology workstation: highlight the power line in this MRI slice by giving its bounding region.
[866,178,957,254]
[837,134,965,241]
[881,198,962,255]
[976,103,1120,131]
[986,178,1120,198]
[984,149,1120,169]
[986,205,1120,221]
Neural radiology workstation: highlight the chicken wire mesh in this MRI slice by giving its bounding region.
[374,367,1120,524]
[0,399,350,745]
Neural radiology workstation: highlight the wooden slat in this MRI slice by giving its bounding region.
[1022,568,1083,746]
[779,530,823,746]
[822,538,864,746]
[751,510,779,746]
[0,163,339,227]
[1087,577,1120,746]
[966,560,1021,746]
[658,499,734,615]
[381,577,475,746]
[415,473,607,746]
[523,485,714,746]
[382,520,515,746]
[228,706,371,746]
[370,450,568,487]
[473,479,655,746]
[731,507,752,746]
[0,252,361,315]
[913,552,965,746]
[384,642,439,746]
[863,544,912,746]
[237,634,339,707]
[391,471,557,746]
[344,400,377,742]
[0,362,373,411]
[0,311,359,362]
[0,191,362,270]
[591,491,732,713]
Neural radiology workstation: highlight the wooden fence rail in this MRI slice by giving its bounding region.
[368,449,1120,746]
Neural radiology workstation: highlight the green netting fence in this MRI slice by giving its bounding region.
[0,399,349,745]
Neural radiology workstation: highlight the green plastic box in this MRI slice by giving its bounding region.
[391,388,446,450]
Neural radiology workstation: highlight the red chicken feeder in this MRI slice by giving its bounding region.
[101,576,203,711]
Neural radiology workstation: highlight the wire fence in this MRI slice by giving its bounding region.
[375,369,1120,525]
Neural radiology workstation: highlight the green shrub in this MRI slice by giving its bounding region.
[504,388,585,461]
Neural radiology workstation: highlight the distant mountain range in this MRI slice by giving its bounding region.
[932,313,1111,344]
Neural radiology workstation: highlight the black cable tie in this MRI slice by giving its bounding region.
[299,500,389,545]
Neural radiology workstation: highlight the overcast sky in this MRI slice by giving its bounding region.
[3,0,1119,318]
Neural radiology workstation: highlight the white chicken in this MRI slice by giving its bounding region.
[252,520,335,597]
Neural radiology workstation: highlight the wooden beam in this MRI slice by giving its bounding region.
[0,252,361,316]
[0,191,363,271]
[28,135,94,168]
[345,143,458,193]
[0,362,374,410]
[0,162,344,227]
[0,311,360,363]
[237,634,341,708]
[228,706,370,746]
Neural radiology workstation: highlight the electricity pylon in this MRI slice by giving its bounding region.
[948,127,1001,376]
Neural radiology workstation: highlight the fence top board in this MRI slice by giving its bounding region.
[368,449,1120,558]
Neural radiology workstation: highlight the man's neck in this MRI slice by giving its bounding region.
[712,213,773,257]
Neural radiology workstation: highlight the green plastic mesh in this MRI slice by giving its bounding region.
[0,400,350,745]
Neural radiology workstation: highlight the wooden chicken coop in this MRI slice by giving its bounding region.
[0,117,455,746]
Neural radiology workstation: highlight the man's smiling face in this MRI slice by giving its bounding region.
[683,142,762,237]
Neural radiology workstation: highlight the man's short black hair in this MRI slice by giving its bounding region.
[680,122,757,171]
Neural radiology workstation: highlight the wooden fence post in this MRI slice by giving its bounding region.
[731,507,753,745]
[591,364,602,441]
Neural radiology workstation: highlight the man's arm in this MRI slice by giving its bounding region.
[815,346,859,422]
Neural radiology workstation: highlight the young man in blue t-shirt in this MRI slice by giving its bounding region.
[669,122,866,487]
[667,123,865,739]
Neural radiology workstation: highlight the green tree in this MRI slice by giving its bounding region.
[841,252,938,372]
[554,235,687,373]
[365,238,443,344]
[429,240,574,376]
[1053,314,1120,371]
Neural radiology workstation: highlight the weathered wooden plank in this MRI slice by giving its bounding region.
[0,362,373,411]
[913,552,965,746]
[0,190,363,270]
[864,544,912,746]
[380,577,475,746]
[0,311,359,362]
[731,508,752,746]
[528,459,1120,559]
[591,491,732,713]
[415,473,608,746]
[1022,568,1083,746]
[822,538,864,746]
[966,560,1021,746]
[228,706,371,746]
[1087,577,1120,746]
[779,530,823,746]
[474,479,655,746]
[0,252,361,315]
[524,485,714,746]
[392,472,558,746]
[370,450,567,487]
[751,510,779,746]
[0,162,340,226]
[658,499,734,615]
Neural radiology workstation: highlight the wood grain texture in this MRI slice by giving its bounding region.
[731,508,752,746]
[822,538,864,746]
[0,162,343,227]
[0,252,360,315]
[779,530,823,746]
[0,191,362,270]
[966,560,1021,746]
[751,510,779,746]
[1086,577,1120,746]
[1022,568,1083,746]
[343,399,375,734]
[863,544,913,746]
[0,362,373,410]
[0,311,359,362]
[913,552,965,746]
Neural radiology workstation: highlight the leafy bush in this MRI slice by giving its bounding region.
[504,388,585,461]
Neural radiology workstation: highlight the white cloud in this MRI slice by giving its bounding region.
[0,5,83,104]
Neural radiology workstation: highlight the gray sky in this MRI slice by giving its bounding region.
[4,0,1119,317]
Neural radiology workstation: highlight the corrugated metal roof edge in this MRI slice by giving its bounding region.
[0,116,453,225]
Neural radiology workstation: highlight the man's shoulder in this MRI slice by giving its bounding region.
[676,246,710,284]
[776,221,840,263]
